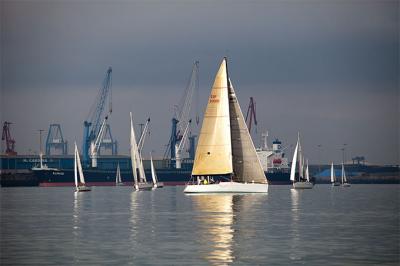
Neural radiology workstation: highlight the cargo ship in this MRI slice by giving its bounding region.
[1,135,291,186]
[256,133,291,184]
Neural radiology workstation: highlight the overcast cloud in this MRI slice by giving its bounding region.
[1,0,398,164]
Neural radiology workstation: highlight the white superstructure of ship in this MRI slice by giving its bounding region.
[256,131,289,173]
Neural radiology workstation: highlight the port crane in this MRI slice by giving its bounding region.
[164,61,199,168]
[2,121,17,156]
[82,67,115,166]
[45,124,68,155]
[245,97,258,134]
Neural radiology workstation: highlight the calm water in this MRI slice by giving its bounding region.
[1,185,399,265]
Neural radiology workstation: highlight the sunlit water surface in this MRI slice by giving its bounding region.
[1,185,399,265]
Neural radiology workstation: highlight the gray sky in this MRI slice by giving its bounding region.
[1,0,398,164]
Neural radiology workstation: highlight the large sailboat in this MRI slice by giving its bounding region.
[330,162,340,186]
[74,143,91,192]
[130,112,153,191]
[341,163,351,187]
[290,134,313,189]
[184,58,268,193]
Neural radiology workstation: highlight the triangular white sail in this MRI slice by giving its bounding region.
[116,163,122,184]
[130,112,139,190]
[330,162,335,183]
[75,144,85,184]
[341,163,347,184]
[192,58,233,176]
[138,157,147,183]
[74,144,78,188]
[305,159,310,182]
[290,140,299,182]
[150,154,158,187]
[298,136,303,179]
[229,80,266,183]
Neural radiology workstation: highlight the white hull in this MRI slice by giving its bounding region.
[292,181,314,189]
[153,182,164,188]
[135,183,153,191]
[341,183,351,187]
[76,185,91,192]
[183,182,268,193]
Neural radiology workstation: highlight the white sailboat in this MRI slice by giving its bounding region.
[184,58,268,193]
[290,134,313,189]
[74,142,91,192]
[130,112,153,191]
[341,163,351,187]
[115,163,123,186]
[150,154,164,188]
[330,162,340,186]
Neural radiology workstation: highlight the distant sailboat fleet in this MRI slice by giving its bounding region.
[62,57,351,193]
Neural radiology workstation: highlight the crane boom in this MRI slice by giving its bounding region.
[165,61,199,163]
[138,118,150,154]
[82,67,113,165]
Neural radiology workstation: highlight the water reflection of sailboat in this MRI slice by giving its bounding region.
[190,194,235,265]
[289,189,302,261]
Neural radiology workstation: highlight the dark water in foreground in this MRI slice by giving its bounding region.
[1,185,399,265]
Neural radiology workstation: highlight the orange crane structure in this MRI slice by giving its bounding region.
[2,121,17,155]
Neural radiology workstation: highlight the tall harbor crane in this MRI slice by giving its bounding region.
[164,61,199,168]
[245,97,257,134]
[2,121,17,156]
[82,67,114,166]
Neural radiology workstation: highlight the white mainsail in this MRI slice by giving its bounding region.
[192,58,233,176]
[331,162,335,183]
[305,159,310,182]
[74,144,78,188]
[229,79,266,183]
[76,144,85,184]
[130,112,139,189]
[290,140,299,182]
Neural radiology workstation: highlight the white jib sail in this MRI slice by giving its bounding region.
[305,159,310,182]
[150,155,158,187]
[290,140,299,182]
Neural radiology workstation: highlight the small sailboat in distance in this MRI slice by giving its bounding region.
[341,163,351,187]
[184,58,268,193]
[130,112,153,191]
[331,162,340,186]
[115,163,123,186]
[74,142,91,192]
[290,133,313,189]
[150,154,164,188]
